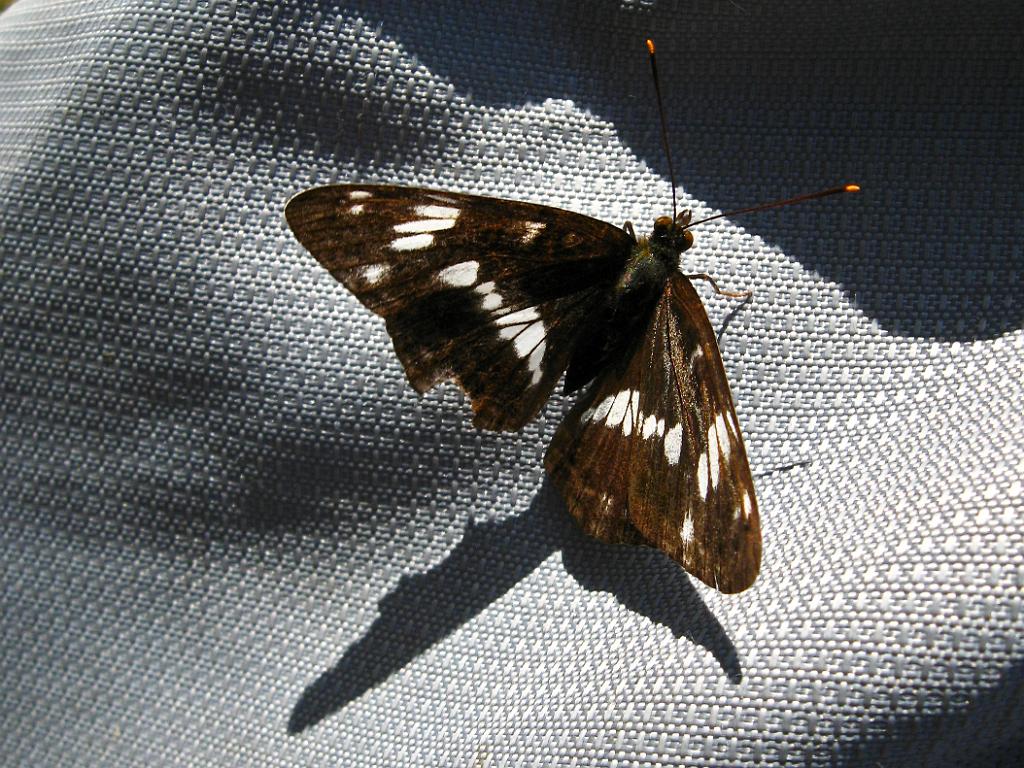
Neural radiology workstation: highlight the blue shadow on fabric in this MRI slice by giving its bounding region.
[287,479,741,734]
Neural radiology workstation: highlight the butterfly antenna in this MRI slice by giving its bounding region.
[646,39,677,223]
[688,184,861,228]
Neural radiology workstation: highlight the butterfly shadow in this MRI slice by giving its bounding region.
[287,479,741,734]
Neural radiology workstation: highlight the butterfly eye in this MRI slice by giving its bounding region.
[678,229,694,251]
[653,215,673,233]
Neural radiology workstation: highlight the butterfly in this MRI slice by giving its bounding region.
[284,36,860,593]
[284,183,762,593]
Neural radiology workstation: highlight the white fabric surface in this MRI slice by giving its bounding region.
[1,1,1021,765]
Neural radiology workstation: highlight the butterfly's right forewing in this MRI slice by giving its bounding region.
[546,273,761,592]
[286,184,634,430]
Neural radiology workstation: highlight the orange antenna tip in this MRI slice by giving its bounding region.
[646,39,656,55]
[687,183,863,229]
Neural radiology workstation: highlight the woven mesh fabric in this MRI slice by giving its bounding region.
[1,1,1022,765]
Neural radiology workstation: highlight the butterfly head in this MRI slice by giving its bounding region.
[650,212,694,260]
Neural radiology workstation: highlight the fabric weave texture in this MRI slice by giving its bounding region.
[1,1,1021,765]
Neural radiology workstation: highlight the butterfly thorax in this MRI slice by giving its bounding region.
[621,215,693,291]
[563,216,694,394]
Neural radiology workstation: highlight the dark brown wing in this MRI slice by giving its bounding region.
[285,184,632,431]
[545,273,761,593]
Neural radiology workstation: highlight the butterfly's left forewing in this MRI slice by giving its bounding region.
[545,273,761,592]
[286,184,633,430]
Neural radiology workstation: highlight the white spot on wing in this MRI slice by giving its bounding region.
[697,452,710,498]
[741,490,753,519]
[438,260,479,287]
[664,424,683,465]
[618,390,641,435]
[474,281,504,311]
[360,263,388,284]
[512,321,545,358]
[715,412,731,461]
[394,218,457,233]
[426,193,459,204]
[527,342,545,385]
[495,306,541,327]
[605,389,632,429]
[680,515,695,544]
[390,233,434,251]
[348,204,365,215]
[414,204,460,219]
[641,414,663,440]
[348,190,372,200]
[521,221,545,244]
[708,421,721,490]
[588,395,615,424]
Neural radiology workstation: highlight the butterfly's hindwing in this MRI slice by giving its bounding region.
[545,273,761,593]
[285,184,634,430]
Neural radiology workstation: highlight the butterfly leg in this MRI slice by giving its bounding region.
[622,221,636,240]
[683,272,752,300]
